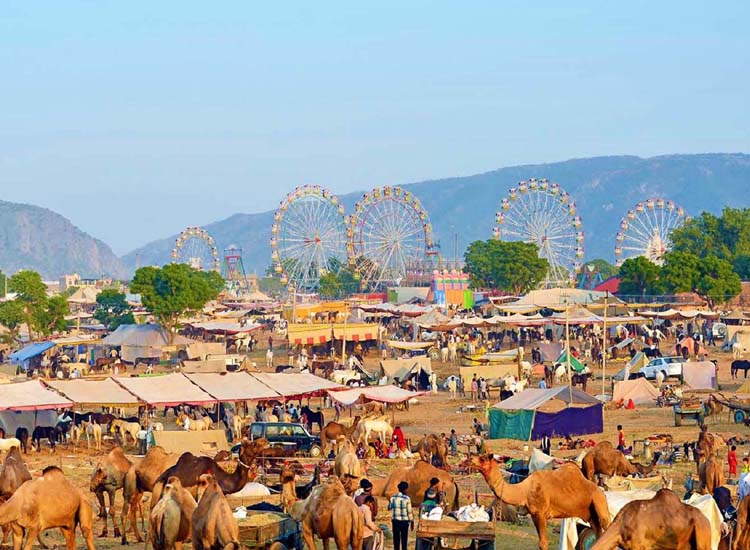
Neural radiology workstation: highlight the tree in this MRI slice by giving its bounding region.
[464,240,549,294]
[0,271,6,299]
[0,300,25,343]
[34,295,69,336]
[733,254,750,281]
[695,255,741,308]
[130,264,225,342]
[671,207,750,263]
[9,270,49,340]
[617,257,661,299]
[318,266,360,299]
[660,251,701,294]
[94,289,135,330]
[582,259,619,280]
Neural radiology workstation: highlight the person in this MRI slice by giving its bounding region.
[430,371,438,395]
[479,378,488,400]
[182,414,191,431]
[355,479,379,516]
[392,426,406,450]
[380,340,387,360]
[424,477,441,504]
[356,441,367,459]
[70,367,81,379]
[447,377,457,400]
[742,456,750,475]
[471,375,478,402]
[739,468,750,502]
[728,445,738,477]
[360,495,381,550]
[420,487,440,517]
[136,427,148,455]
[538,378,547,389]
[616,424,626,452]
[540,433,551,456]
[472,418,482,436]
[449,429,458,456]
[327,448,336,460]
[388,481,413,550]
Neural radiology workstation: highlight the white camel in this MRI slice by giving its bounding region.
[554,363,568,383]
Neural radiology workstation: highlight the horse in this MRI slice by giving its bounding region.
[91,356,117,372]
[571,371,593,392]
[731,360,750,379]
[553,363,568,383]
[300,406,324,432]
[14,427,29,453]
[31,426,57,452]
[732,341,744,359]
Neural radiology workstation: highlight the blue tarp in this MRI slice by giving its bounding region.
[9,342,55,364]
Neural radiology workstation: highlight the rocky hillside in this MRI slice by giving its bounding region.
[122,153,750,275]
[0,201,126,279]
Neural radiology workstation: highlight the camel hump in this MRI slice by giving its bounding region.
[41,465,64,476]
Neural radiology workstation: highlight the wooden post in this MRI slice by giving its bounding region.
[602,291,608,398]
[566,301,572,405]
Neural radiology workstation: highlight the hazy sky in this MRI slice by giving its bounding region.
[1,2,748,254]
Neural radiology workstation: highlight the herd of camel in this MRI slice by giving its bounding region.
[0,416,746,550]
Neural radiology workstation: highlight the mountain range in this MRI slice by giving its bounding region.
[2,153,749,279]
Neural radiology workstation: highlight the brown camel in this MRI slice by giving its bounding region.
[280,464,297,512]
[149,476,197,550]
[334,439,362,480]
[697,454,724,495]
[372,459,459,510]
[122,446,180,544]
[320,416,361,452]
[191,474,239,550]
[0,466,96,550]
[90,446,138,539]
[467,454,610,550]
[151,438,268,505]
[0,446,32,546]
[734,495,750,550]
[582,441,656,483]
[293,476,363,550]
[414,434,448,468]
[590,489,711,550]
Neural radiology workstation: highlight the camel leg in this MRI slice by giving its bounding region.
[96,490,108,538]
[531,514,549,550]
[587,520,622,550]
[110,491,121,538]
[21,527,38,550]
[61,527,77,550]
[10,525,23,550]
[1,524,10,545]
[302,520,315,550]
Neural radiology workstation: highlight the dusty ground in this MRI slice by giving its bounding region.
[11,334,750,550]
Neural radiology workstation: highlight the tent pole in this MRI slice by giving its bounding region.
[566,301,572,406]
[602,292,608,400]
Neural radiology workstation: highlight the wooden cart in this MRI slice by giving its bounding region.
[237,511,300,550]
[416,517,495,550]
[673,404,704,427]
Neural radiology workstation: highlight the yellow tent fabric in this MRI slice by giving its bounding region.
[287,324,333,346]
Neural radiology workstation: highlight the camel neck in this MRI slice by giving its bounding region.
[484,464,525,507]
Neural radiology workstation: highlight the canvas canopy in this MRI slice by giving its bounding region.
[186,342,226,360]
[287,324,333,346]
[612,378,660,405]
[555,351,586,373]
[682,361,717,390]
[102,324,191,347]
[67,287,100,305]
[380,357,432,383]
[9,342,55,364]
[180,359,227,373]
[326,385,425,405]
[386,341,432,351]
[0,380,73,411]
[538,342,562,362]
[250,372,344,398]
[45,378,141,407]
[333,323,378,341]
[186,321,261,334]
[115,373,216,406]
[185,372,280,402]
[458,364,517,388]
[0,410,58,436]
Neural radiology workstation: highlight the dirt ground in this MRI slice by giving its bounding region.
[11,335,750,550]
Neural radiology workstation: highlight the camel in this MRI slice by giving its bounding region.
[372,459,458,510]
[590,489,710,550]
[176,412,211,432]
[697,454,724,495]
[149,477,197,550]
[280,464,298,512]
[292,476,363,550]
[351,417,393,445]
[734,495,750,550]
[0,466,95,550]
[151,438,268,505]
[112,419,141,448]
[582,441,656,483]
[90,446,139,539]
[467,454,610,550]
[334,439,362,480]
[121,446,180,544]
[191,474,240,550]
[0,446,32,545]
[320,416,361,452]
[414,434,448,468]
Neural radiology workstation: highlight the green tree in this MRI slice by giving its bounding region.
[671,207,750,263]
[733,254,750,281]
[617,257,661,299]
[258,277,285,296]
[0,271,6,299]
[9,270,49,339]
[0,300,25,343]
[464,240,549,294]
[695,255,742,308]
[660,251,701,294]
[94,289,135,330]
[34,295,69,336]
[582,259,619,281]
[318,263,360,299]
[130,264,225,342]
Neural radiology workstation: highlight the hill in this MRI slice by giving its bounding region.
[0,201,127,279]
[123,153,750,275]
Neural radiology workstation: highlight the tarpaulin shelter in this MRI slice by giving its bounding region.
[326,385,426,405]
[45,378,141,408]
[682,361,717,390]
[180,359,227,373]
[185,372,280,402]
[102,324,192,363]
[9,342,56,368]
[538,342,562,362]
[412,310,450,328]
[0,410,58,438]
[287,324,333,346]
[458,364,517,388]
[0,380,73,411]
[379,357,432,386]
[114,373,216,407]
[250,372,344,399]
[333,323,378,342]
[612,378,660,406]
[185,321,261,334]
[677,336,707,356]
[489,387,603,441]
[555,351,586,372]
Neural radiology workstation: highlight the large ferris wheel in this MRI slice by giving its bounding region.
[270,185,348,292]
[493,179,584,287]
[171,227,221,271]
[615,198,686,266]
[348,186,436,289]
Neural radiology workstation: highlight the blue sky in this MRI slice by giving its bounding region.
[0,2,747,254]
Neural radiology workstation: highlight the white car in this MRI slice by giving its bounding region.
[638,356,685,381]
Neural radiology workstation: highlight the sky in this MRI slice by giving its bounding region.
[0,2,748,254]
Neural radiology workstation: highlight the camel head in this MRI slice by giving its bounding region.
[463,454,495,476]
[89,466,107,492]
[239,437,269,464]
[197,473,217,502]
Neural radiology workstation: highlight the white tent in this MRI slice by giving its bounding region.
[102,324,192,362]
[612,378,660,405]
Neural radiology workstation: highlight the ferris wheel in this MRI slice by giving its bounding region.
[270,185,348,292]
[615,198,686,266]
[493,179,584,287]
[171,227,220,271]
[347,186,436,289]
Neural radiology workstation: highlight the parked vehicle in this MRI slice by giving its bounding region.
[637,356,684,381]
[246,422,322,457]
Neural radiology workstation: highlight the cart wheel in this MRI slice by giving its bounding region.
[309,445,322,458]
[576,528,597,550]
[429,348,440,360]
[734,410,746,424]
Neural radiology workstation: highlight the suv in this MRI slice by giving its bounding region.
[247,422,322,457]
[637,356,684,381]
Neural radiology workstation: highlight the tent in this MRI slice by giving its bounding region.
[185,372,280,402]
[612,378,660,406]
[458,363,517,388]
[682,361,717,390]
[45,378,141,407]
[723,327,750,353]
[250,372,344,399]
[538,342,562,362]
[0,410,58,437]
[326,385,425,406]
[379,357,432,387]
[114,373,216,407]
[102,324,192,363]
[9,342,56,367]
[0,380,73,411]
[555,351,586,373]
[489,387,603,441]
[67,287,100,305]
[735,379,750,395]
[676,336,707,356]
[181,359,227,373]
